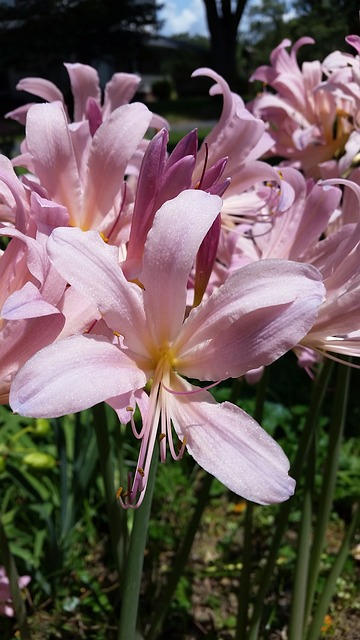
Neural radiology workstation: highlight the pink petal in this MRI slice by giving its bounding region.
[1,282,60,320]
[103,72,141,116]
[64,63,101,122]
[0,314,65,405]
[175,259,325,380]
[10,334,146,418]
[26,102,82,222]
[16,77,65,104]
[46,227,148,354]
[141,190,222,343]
[169,380,295,504]
[81,102,152,228]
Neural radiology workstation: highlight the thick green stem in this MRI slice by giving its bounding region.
[247,359,333,640]
[288,430,315,640]
[306,500,360,640]
[146,469,213,640]
[236,367,269,639]
[0,518,32,640]
[304,361,350,627]
[118,448,158,640]
[235,501,253,639]
[92,403,126,578]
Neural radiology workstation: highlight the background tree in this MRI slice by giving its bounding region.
[292,0,360,41]
[239,0,359,99]
[202,0,249,90]
[0,0,162,71]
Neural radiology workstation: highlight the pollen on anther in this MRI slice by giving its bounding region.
[116,487,123,499]
[113,331,121,337]
[126,406,134,412]
[159,433,166,441]
[137,467,145,477]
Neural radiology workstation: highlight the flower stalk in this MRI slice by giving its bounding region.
[118,446,158,640]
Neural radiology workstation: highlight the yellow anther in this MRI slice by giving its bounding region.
[116,487,123,499]
[100,232,109,243]
[113,331,121,337]
[130,277,145,290]
[137,467,145,477]
[126,406,134,412]
[159,433,166,442]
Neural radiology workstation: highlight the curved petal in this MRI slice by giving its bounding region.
[1,282,60,320]
[64,63,101,121]
[0,313,65,405]
[175,259,325,380]
[169,378,295,504]
[26,102,82,222]
[103,72,141,116]
[16,76,65,104]
[192,68,266,178]
[141,189,222,344]
[46,227,147,354]
[81,102,153,228]
[10,334,146,418]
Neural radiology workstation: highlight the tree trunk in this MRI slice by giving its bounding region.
[203,0,248,90]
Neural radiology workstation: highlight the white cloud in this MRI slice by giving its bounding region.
[159,0,208,37]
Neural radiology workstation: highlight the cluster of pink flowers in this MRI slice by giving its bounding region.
[1,37,359,509]
[249,35,360,179]
[0,566,30,617]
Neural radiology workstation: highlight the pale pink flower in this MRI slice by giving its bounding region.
[6,62,166,131]
[122,70,295,285]
[300,178,360,359]
[215,169,360,363]
[10,190,325,508]
[249,38,354,177]
[0,167,99,403]
[6,63,167,186]
[0,566,31,617]
[192,68,295,219]
[15,100,153,240]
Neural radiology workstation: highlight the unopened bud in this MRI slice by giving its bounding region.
[23,452,56,469]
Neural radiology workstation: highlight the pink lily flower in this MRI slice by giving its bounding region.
[6,62,166,131]
[0,169,99,404]
[192,68,295,215]
[0,566,31,618]
[300,178,360,359]
[249,38,353,177]
[16,99,153,239]
[6,63,167,189]
[10,190,325,508]
[216,169,360,364]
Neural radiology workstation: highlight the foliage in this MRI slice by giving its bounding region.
[202,0,249,90]
[1,357,359,638]
[0,0,162,71]
[239,0,359,89]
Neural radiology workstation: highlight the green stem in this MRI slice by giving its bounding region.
[235,501,253,639]
[146,469,213,640]
[304,361,350,628]
[92,403,126,578]
[288,427,315,640]
[247,359,333,640]
[118,447,158,640]
[0,518,32,640]
[306,500,360,640]
[236,367,269,639]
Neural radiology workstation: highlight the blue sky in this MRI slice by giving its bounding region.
[158,1,295,37]
[158,0,209,37]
